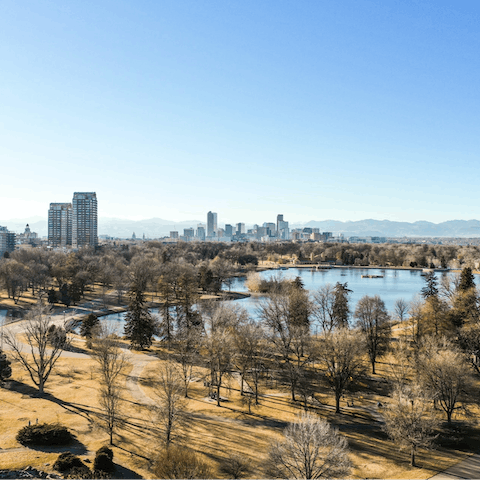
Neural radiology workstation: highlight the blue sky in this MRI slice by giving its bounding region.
[1,0,479,226]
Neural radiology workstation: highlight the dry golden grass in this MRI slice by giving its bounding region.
[0,295,477,478]
[0,329,476,479]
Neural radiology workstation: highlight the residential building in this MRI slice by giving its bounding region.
[72,192,98,248]
[48,203,72,247]
[0,226,16,257]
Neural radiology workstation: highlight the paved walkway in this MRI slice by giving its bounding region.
[429,454,480,479]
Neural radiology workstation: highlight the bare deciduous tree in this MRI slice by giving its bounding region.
[355,295,391,374]
[317,328,365,413]
[383,384,439,467]
[417,337,471,423]
[174,326,200,398]
[311,284,336,333]
[233,320,265,403]
[260,294,313,402]
[3,304,70,394]
[91,324,126,444]
[268,413,351,479]
[152,360,187,447]
[394,298,410,322]
[203,302,243,406]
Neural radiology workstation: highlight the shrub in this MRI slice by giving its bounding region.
[94,452,114,473]
[16,423,73,446]
[65,465,92,479]
[153,446,212,479]
[96,445,114,460]
[53,452,86,472]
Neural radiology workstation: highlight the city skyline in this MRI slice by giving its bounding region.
[1,1,480,224]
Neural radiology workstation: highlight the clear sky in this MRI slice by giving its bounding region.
[1,0,479,226]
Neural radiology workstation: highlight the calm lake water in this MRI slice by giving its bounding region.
[98,267,470,329]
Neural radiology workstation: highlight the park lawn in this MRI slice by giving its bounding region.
[139,353,472,479]
[0,320,477,478]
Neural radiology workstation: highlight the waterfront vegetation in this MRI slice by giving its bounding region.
[2,242,480,477]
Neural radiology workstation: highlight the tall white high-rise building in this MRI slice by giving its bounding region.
[72,192,98,248]
[48,203,72,247]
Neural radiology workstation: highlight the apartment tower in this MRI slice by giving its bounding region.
[48,203,72,247]
[72,192,98,248]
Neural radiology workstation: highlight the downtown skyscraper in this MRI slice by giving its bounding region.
[207,211,217,237]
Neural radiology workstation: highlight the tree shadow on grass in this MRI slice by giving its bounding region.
[113,463,143,479]
[18,435,88,455]
[113,442,151,462]
[3,379,43,398]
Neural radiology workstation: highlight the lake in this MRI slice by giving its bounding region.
[98,267,467,329]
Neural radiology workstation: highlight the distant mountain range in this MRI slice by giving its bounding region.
[300,219,480,238]
[2,217,480,239]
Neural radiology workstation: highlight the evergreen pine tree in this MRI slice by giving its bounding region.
[332,282,351,328]
[458,267,475,292]
[124,286,156,349]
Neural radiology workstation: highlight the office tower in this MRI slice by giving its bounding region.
[184,228,195,239]
[170,231,179,239]
[278,221,289,239]
[276,214,284,235]
[48,203,72,247]
[72,192,98,248]
[224,224,233,237]
[197,224,206,241]
[0,226,15,257]
[263,222,276,236]
[236,223,245,235]
[207,211,217,237]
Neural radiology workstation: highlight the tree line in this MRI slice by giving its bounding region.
[2,240,480,305]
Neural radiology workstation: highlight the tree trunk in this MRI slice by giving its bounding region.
[371,360,376,375]
[216,382,221,407]
[411,445,416,467]
[335,394,341,413]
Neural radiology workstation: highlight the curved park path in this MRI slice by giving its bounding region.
[428,454,480,479]
[3,303,479,479]
[0,302,158,409]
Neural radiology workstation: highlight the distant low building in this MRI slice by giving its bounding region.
[16,224,39,246]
